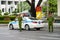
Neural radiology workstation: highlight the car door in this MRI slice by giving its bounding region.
[13,21,19,28]
[54,20,60,27]
[22,17,27,28]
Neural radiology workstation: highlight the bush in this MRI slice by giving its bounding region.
[4,16,11,21]
[0,20,10,24]
[0,16,16,24]
[12,13,17,16]
[4,12,9,15]
[9,16,16,21]
[0,16,5,20]
[0,16,16,21]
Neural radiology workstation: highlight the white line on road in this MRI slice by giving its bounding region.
[40,36,60,39]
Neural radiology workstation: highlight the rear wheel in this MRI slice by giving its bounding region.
[25,25,30,31]
[9,24,14,30]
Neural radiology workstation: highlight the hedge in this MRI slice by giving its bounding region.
[0,20,10,24]
[0,16,16,21]
[9,16,16,21]
[0,16,5,20]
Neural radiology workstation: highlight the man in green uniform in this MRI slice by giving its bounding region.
[18,14,23,31]
[47,12,54,32]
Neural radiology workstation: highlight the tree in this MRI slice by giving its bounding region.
[15,1,30,13]
[22,2,30,11]
[49,0,57,13]
[42,0,57,12]
[42,0,57,17]
[26,0,42,17]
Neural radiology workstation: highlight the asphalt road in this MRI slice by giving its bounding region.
[0,25,60,40]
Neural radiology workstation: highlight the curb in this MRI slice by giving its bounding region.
[0,24,8,26]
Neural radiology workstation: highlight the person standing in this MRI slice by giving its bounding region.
[47,12,54,32]
[18,14,23,31]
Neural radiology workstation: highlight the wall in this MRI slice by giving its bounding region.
[58,0,60,16]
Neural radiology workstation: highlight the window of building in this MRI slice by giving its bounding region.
[2,8,4,12]
[8,1,12,5]
[14,1,18,5]
[1,1,6,5]
[9,8,10,13]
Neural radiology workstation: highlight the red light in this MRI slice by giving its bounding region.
[33,22,37,23]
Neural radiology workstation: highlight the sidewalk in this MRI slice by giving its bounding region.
[0,24,8,26]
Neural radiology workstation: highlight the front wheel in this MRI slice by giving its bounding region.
[9,24,14,30]
[25,25,30,31]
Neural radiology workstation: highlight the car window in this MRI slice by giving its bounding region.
[23,13,31,17]
[54,20,60,23]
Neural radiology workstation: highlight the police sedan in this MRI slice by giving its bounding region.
[8,17,45,30]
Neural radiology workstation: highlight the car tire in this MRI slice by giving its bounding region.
[25,25,30,31]
[36,28,40,30]
[9,24,14,30]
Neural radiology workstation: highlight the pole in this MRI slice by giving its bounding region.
[47,0,49,17]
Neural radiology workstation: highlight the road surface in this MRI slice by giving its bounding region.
[0,25,60,40]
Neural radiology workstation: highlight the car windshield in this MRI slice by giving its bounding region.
[23,13,31,17]
[29,17,37,20]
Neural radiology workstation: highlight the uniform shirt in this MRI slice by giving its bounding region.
[18,17,22,22]
[47,16,54,24]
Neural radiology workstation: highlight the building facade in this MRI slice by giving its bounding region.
[0,0,19,15]
[57,0,60,16]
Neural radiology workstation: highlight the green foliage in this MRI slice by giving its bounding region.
[48,0,57,13]
[0,10,2,15]
[0,20,9,24]
[0,16,16,24]
[9,16,16,21]
[22,2,30,11]
[4,12,9,15]
[12,9,17,13]
[16,1,30,13]
[42,0,57,13]
[0,16,5,20]
[42,6,47,12]
[12,13,17,16]
[0,16,16,21]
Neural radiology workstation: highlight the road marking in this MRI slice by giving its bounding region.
[18,37,36,40]
[42,33,60,37]
[40,36,60,39]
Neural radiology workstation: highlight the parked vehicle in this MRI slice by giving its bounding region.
[8,17,45,30]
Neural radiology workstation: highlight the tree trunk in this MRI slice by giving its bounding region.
[26,0,42,17]
[30,0,36,17]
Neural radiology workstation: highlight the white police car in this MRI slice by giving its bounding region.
[8,17,45,30]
